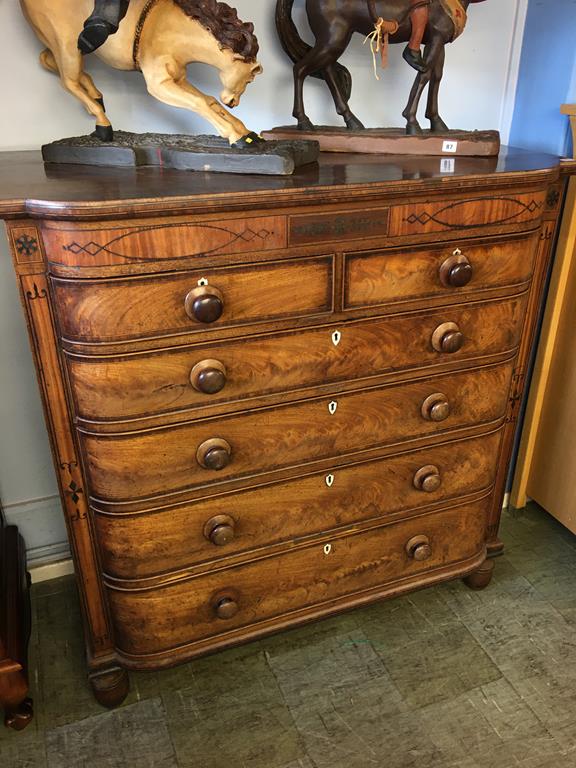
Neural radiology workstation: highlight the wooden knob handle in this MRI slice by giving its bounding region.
[413,465,442,493]
[204,514,236,546]
[440,252,473,288]
[421,393,451,422]
[406,535,432,562]
[432,322,464,354]
[214,596,239,620]
[184,285,224,324]
[190,360,227,394]
[197,438,232,471]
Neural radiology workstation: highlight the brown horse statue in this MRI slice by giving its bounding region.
[20,0,263,144]
[276,0,487,135]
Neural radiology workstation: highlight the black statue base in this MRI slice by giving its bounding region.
[262,127,501,158]
[41,132,320,175]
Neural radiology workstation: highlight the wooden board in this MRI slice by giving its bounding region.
[262,127,501,157]
[511,105,576,524]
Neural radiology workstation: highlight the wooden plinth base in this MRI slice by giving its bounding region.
[262,126,501,157]
[42,132,320,176]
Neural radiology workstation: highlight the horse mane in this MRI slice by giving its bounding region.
[172,0,259,62]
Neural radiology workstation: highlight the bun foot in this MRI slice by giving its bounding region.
[5,698,33,731]
[89,667,129,709]
[463,558,495,591]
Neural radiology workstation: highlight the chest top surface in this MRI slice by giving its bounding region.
[0,147,573,221]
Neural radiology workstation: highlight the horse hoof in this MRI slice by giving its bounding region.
[92,124,114,142]
[233,132,265,150]
[296,118,315,132]
[430,118,449,133]
[344,116,365,131]
[406,123,423,136]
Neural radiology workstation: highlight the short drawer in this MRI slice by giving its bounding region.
[80,361,514,503]
[96,430,502,580]
[107,497,489,656]
[51,256,334,344]
[345,234,537,310]
[68,294,527,424]
[390,191,546,236]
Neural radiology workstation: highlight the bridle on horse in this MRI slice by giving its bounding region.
[133,0,160,70]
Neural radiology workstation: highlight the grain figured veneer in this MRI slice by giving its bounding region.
[1,149,572,707]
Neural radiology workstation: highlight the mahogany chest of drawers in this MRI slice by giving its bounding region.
[1,149,572,706]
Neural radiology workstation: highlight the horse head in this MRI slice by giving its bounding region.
[219,55,263,109]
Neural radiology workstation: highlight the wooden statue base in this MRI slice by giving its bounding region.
[262,127,501,157]
[42,132,320,176]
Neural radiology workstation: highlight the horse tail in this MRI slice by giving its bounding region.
[275,0,352,101]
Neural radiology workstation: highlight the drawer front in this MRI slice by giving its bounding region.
[68,295,527,423]
[43,215,288,271]
[345,234,537,310]
[81,362,514,503]
[96,430,503,580]
[107,497,489,656]
[390,192,546,236]
[51,257,334,344]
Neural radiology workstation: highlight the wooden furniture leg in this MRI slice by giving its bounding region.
[89,667,130,709]
[463,558,495,591]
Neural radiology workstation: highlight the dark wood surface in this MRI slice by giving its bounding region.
[1,147,570,708]
[0,504,33,730]
[0,148,573,220]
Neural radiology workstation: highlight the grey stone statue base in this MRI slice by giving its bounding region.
[42,132,320,176]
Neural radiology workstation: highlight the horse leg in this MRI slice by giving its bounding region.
[401,38,442,136]
[426,45,448,132]
[292,32,351,131]
[79,72,105,110]
[323,64,364,130]
[141,63,250,144]
[48,46,112,139]
[41,49,105,110]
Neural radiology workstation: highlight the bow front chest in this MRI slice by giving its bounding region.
[1,150,571,705]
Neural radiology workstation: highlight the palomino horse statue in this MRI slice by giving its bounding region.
[276,0,487,135]
[20,0,263,144]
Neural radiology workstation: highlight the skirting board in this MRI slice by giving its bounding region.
[2,494,70,567]
[29,558,75,584]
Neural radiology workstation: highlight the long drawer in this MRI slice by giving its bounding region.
[95,430,503,580]
[107,496,489,657]
[68,294,528,424]
[51,256,334,344]
[80,361,514,503]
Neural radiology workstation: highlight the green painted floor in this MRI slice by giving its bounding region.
[3,503,576,768]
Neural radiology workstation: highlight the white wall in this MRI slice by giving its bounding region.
[0,0,525,563]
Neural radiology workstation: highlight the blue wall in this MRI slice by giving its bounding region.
[509,0,576,156]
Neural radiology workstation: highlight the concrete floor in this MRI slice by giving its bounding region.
[3,503,576,768]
